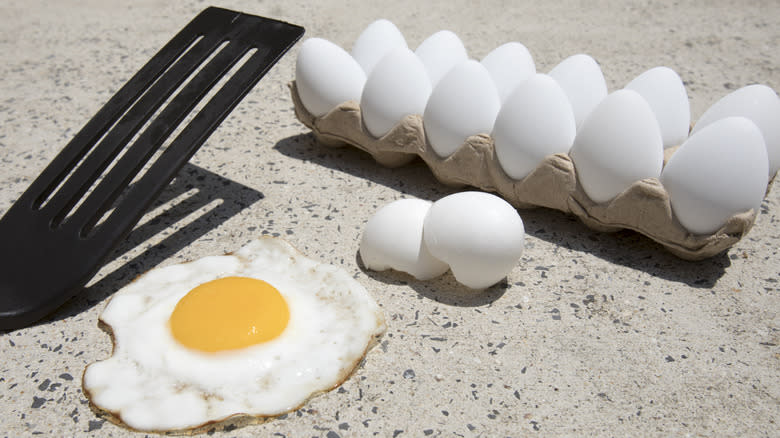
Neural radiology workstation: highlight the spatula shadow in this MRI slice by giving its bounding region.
[45,163,265,324]
[275,132,731,289]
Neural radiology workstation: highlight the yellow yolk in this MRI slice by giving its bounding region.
[169,276,290,352]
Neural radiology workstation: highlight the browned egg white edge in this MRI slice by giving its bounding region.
[81,236,387,434]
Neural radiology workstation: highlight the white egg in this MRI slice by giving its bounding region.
[568,89,664,203]
[83,238,385,432]
[661,116,768,235]
[360,47,432,138]
[625,66,691,148]
[423,191,525,289]
[423,60,501,158]
[295,38,366,117]
[691,84,780,176]
[493,73,576,180]
[359,198,448,280]
[480,42,536,103]
[548,54,608,129]
[351,19,408,76]
[414,30,469,87]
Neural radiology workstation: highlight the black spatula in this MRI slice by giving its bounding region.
[0,7,304,330]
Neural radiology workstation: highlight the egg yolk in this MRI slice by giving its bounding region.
[169,276,290,352]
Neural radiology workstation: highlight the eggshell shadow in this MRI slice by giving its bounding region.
[355,251,508,307]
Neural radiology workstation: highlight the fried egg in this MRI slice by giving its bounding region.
[82,237,385,432]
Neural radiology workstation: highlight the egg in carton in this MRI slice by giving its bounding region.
[289,26,778,261]
[292,81,772,260]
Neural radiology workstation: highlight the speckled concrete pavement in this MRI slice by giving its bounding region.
[1,0,778,436]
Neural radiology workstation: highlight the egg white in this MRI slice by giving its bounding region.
[83,237,385,432]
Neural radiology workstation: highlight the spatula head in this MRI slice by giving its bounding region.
[0,8,304,330]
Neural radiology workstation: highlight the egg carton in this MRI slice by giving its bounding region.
[289,81,767,260]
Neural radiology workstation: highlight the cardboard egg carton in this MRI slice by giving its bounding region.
[289,82,765,260]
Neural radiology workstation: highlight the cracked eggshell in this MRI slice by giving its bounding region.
[549,54,608,129]
[360,47,432,138]
[493,73,576,180]
[480,42,536,103]
[661,116,768,235]
[295,38,366,117]
[625,66,691,148]
[423,60,501,158]
[359,199,448,281]
[423,192,525,289]
[351,19,407,76]
[414,30,468,87]
[568,89,664,204]
[691,84,780,176]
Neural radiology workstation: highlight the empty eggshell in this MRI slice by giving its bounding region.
[549,54,609,129]
[360,47,432,138]
[414,30,469,87]
[423,191,525,289]
[493,73,576,180]
[625,66,691,148]
[568,89,664,203]
[351,19,408,76]
[480,42,536,103]
[661,116,768,235]
[295,38,367,117]
[423,60,501,158]
[691,84,780,177]
[359,199,449,280]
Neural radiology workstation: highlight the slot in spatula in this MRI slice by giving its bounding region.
[0,7,304,330]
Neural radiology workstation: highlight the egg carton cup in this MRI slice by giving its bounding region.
[289,81,766,261]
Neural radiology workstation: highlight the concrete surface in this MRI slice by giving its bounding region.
[1,0,778,436]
